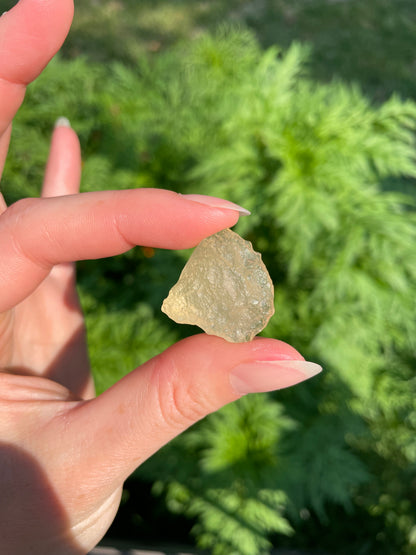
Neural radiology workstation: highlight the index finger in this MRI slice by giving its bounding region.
[0,189,246,311]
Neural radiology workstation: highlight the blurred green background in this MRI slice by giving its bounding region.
[1,1,416,553]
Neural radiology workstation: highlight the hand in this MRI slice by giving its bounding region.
[0,2,322,554]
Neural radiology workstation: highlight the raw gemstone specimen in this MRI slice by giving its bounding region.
[161,229,275,342]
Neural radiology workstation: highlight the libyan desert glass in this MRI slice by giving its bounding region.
[161,229,274,343]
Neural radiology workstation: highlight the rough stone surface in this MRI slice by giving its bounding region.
[161,229,274,342]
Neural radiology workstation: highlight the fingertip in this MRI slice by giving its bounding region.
[42,119,81,197]
[110,189,243,250]
[181,194,251,216]
[54,116,71,129]
[0,0,74,135]
[144,333,307,412]
[0,0,74,85]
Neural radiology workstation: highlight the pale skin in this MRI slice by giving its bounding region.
[0,2,322,553]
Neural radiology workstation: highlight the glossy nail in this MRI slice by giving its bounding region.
[55,116,71,129]
[229,359,322,395]
[181,194,251,216]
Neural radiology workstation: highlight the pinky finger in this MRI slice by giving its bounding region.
[41,118,82,317]
[42,118,81,198]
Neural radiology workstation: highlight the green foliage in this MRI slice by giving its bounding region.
[141,396,294,555]
[3,27,416,554]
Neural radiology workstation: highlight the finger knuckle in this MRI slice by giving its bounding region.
[155,360,212,431]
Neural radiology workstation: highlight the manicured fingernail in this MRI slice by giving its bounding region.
[229,360,322,395]
[55,117,71,129]
[181,194,251,216]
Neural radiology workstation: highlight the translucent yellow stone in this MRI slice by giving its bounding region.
[161,229,275,342]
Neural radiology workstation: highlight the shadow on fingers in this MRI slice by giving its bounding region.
[0,441,87,554]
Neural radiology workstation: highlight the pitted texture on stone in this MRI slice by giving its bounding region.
[161,229,275,342]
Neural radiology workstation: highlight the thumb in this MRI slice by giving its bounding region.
[67,335,322,487]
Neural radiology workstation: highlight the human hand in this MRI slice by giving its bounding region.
[0,2,322,554]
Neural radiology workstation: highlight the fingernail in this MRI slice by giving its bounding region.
[55,116,71,129]
[229,360,322,395]
[181,194,251,216]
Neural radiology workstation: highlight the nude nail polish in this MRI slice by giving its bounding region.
[55,117,71,129]
[181,194,251,216]
[229,360,322,395]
